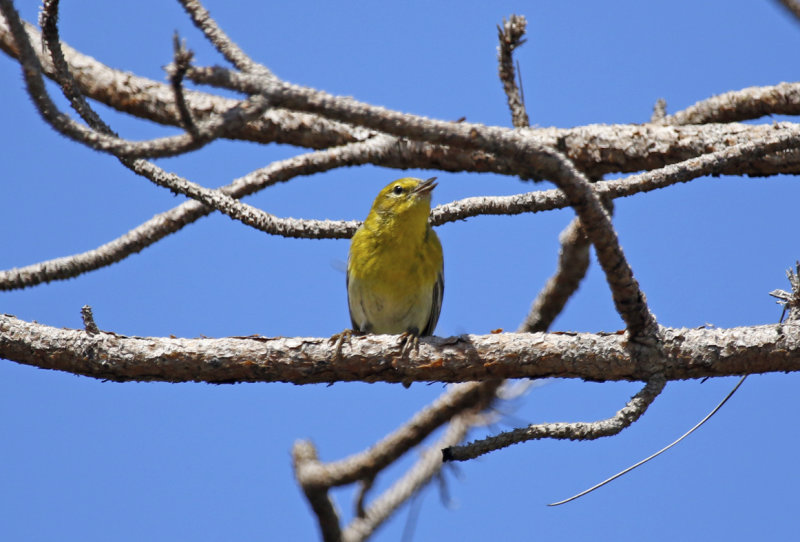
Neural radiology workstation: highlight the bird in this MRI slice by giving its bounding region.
[346,177,444,343]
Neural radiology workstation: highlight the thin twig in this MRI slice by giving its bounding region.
[442,376,667,462]
[0,135,395,291]
[169,33,198,136]
[770,261,800,322]
[4,17,800,176]
[80,305,99,334]
[2,1,268,160]
[661,81,800,125]
[341,416,472,542]
[651,98,667,122]
[296,381,499,488]
[3,123,799,291]
[548,375,747,506]
[497,14,530,128]
[292,441,342,542]
[177,0,273,76]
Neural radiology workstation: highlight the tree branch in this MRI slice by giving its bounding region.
[0,135,394,290]
[661,81,800,125]
[1,0,269,160]
[2,314,798,384]
[2,120,797,291]
[442,376,667,462]
[292,441,342,542]
[2,17,799,176]
[341,416,472,542]
[0,15,366,149]
[294,381,497,488]
[497,14,529,128]
[177,0,273,76]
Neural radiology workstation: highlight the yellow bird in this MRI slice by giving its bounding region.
[347,177,444,338]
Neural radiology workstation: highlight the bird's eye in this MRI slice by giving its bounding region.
[392,185,404,195]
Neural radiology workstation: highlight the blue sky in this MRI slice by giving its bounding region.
[1,1,799,540]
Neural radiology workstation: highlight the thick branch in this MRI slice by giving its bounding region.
[0,16,367,149]
[2,18,799,176]
[2,314,798,384]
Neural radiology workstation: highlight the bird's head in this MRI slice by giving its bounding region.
[369,177,437,223]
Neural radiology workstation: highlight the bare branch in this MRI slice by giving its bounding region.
[3,18,799,176]
[548,375,747,506]
[442,376,667,462]
[125,157,359,239]
[292,441,342,542]
[183,65,659,337]
[3,121,798,291]
[2,314,799,384]
[430,122,800,225]
[0,135,394,291]
[497,14,529,128]
[296,381,498,488]
[177,0,273,76]
[0,15,364,149]
[341,416,472,542]
[168,33,199,136]
[1,0,269,160]
[662,81,800,125]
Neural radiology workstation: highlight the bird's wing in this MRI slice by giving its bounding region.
[422,267,444,336]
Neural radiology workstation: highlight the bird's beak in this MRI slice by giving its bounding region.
[413,177,438,196]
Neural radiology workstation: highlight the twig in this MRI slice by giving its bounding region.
[169,33,198,136]
[651,98,667,122]
[80,305,99,334]
[1,1,268,160]
[548,375,747,506]
[341,416,471,542]
[0,135,396,291]
[3,123,798,291]
[661,81,800,125]
[497,14,530,128]
[292,441,342,542]
[770,261,800,322]
[442,376,667,462]
[518,215,593,333]
[4,18,800,176]
[429,122,800,225]
[296,381,499,488]
[177,0,273,76]
[127,155,358,238]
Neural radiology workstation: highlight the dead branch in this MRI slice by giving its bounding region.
[2,314,798,384]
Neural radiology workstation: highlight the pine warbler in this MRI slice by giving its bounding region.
[347,177,444,338]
